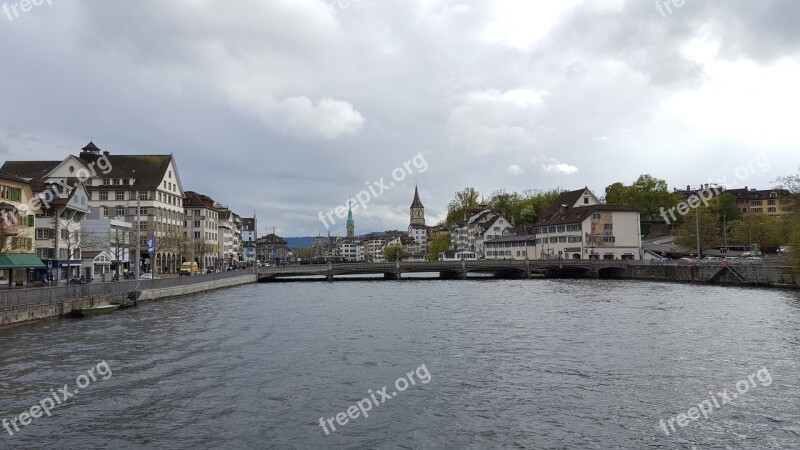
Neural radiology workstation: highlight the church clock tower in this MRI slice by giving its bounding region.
[410,185,425,226]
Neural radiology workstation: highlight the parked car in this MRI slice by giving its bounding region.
[741,251,755,257]
[741,256,763,264]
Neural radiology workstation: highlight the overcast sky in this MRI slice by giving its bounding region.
[1,0,798,236]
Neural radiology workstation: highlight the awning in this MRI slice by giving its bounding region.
[0,253,46,269]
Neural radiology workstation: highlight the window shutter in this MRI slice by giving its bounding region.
[28,214,34,227]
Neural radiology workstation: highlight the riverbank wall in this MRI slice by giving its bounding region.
[624,264,800,287]
[0,271,256,328]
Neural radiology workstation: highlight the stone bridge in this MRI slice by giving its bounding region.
[257,259,631,281]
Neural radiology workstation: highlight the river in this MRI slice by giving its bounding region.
[1,279,799,449]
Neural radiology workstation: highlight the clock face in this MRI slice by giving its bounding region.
[412,208,423,218]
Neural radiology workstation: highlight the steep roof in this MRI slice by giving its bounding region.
[2,154,176,191]
[183,190,216,209]
[98,155,174,190]
[411,185,424,208]
[0,170,31,184]
[536,204,638,227]
[0,161,60,179]
[543,188,589,216]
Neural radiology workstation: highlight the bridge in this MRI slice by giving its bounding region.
[257,259,631,281]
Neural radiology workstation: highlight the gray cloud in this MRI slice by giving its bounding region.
[0,0,797,236]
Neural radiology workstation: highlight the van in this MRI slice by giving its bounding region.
[180,261,199,276]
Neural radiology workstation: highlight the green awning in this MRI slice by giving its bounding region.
[0,253,46,269]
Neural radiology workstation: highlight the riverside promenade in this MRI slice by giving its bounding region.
[0,270,256,327]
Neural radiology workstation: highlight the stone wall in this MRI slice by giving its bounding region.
[0,274,256,328]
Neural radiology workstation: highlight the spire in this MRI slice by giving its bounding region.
[411,184,424,208]
[347,197,354,227]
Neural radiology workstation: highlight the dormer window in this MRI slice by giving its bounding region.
[770,192,777,198]
[69,166,75,173]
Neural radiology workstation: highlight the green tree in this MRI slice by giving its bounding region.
[488,190,524,225]
[672,208,721,256]
[425,234,451,261]
[604,182,629,205]
[774,168,800,269]
[603,175,678,221]
[383,244,405,262]
[446,187,480,224]
[727,215,783,252]
[708,193,741,223]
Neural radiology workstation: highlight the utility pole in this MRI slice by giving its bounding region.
[135,198,141,280]
[694,209,701,259]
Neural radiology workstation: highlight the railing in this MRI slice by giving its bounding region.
[0,269,254,310]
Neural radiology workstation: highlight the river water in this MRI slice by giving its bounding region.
[1,279,799,449]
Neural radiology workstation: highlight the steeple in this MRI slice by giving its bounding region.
[346,197,355,238]
[411,185,424,209]
[409,184,425,226]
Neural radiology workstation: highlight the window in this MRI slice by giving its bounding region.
[102,206,108,217]
[557,226,566,233]
[113,179,121,186]
[100,191,108,201]
[116,191,124,200]
[770,192,777,198]
[36,229,51,239]
[548,226,556,233]
[139,191,148,200]
[549,237,558,243]
[116,206,125,216]
[768,207,777,213]
[583,197,589,204]
[558,236,567,243]
[604,223,613,230]
[768,199,776,206]
[123,179,130,185]
[139,208,148,215]
[61,229,70,240]
[592,213,601,220]
[102,179,110,186]
[751,208,763,213]
[751,200,763,206]
[602,236,616,243]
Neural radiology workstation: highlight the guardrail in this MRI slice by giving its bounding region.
[0,269,254,310]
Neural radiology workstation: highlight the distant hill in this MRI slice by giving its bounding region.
[284,237,317,250]
[284,234,381,250]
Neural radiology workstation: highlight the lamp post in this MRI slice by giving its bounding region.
[695,208,701,259]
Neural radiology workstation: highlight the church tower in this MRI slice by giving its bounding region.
[410,185,425,226]
[346,198,355,238]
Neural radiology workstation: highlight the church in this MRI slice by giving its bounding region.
[408,185,430,251]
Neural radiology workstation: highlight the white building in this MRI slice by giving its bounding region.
[183,191,220,271]
[534,188,642,260]
[82,208,133,278]
[449,207,513,256]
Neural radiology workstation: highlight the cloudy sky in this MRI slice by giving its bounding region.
[1,0,798,236]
